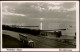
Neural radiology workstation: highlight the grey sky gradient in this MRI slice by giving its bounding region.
[2,1,76,36]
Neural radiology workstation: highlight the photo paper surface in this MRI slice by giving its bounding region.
[0,1,79,51]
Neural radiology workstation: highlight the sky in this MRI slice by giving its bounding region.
[2,1,76,36]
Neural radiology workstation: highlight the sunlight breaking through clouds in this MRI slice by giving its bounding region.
[2,1,76,29]
[30,2,76,12]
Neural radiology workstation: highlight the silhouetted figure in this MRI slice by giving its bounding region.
[57,31,62,38]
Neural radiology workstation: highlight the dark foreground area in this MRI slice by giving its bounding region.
[3,34,22,48]
[3,34,32,48]
[2,30,76,48]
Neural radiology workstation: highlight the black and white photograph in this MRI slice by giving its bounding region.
[1,1,79,51]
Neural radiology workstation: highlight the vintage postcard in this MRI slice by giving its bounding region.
[0,1,79,51]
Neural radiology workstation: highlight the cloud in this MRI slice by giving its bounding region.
[45,2,63,5]
[3,12,26,16]
[2,2,76,32]
[31,5,45,12]
[48,6,61,10]
[67,5,76,11]
[2,2,76,20]
[30,2,76,12]
[61,4,76,12]
[2,4,26,17]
